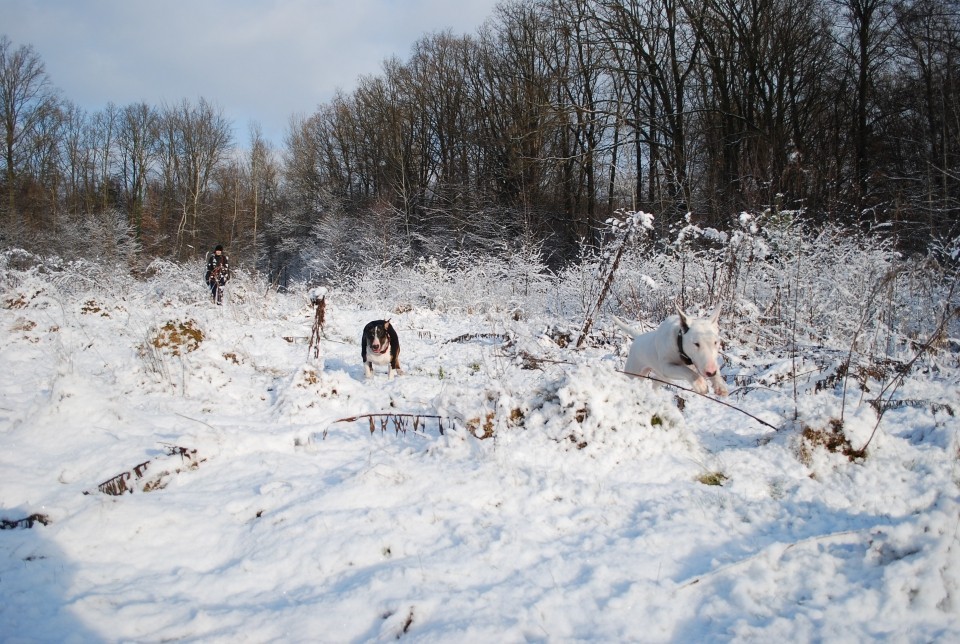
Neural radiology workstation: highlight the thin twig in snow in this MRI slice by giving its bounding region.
[617,369,780,431]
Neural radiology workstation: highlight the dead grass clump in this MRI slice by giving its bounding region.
[87,446,205,496]
[81,299,109,316]
[322,413,449,438]
[814,362,847,393]
[80,300,123,318]
[467,412,496,439]
[797,418,865,465]
[697,471,728,486]
[546,325,573,348]
[150,320,204,356]
[574,406,588,423]
[297,367,320,387]
[4,290,41,309]
[11,317,36,332]
[4,294,27,309]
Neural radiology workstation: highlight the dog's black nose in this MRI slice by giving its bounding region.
[705,369,717,377]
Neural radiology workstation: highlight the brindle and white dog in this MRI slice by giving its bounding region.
[613,304,728,396]
[361,319,402,380]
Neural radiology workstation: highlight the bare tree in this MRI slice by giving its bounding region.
[247,122,275,262]
[831,0,897,210]
[60,101,93,215]
[20,96,65,232]
[162,98,233,258]
[887,0,960,242]
[0,36,59,226]
[91,102,119,212]
[117,102,158,243]
[545,0,612,244]
[468,1,557,234]
[593,0,702,230]
[683,0,835,220]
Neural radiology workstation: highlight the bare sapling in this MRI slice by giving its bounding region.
[575,211,653,348]
[839,265,906,424]
[308,288,327,361]
[857,279,959,454]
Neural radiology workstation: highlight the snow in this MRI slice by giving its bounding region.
[1,248,959,642]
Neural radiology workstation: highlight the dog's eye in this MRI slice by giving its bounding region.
[694,342,701,348]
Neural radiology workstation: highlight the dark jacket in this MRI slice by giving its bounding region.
[205,252,230,284]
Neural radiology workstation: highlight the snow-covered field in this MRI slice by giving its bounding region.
[1,232,958,642]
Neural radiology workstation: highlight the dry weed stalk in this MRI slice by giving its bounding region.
[858,295,959,454]
[0,513,51,530]
[308,293,326,361]
[325,413,454,438]
[839,264,906,423]
[576,212,650,348]
[85,445,204,496]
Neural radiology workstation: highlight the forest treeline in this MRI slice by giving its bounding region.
[2,0,958,282]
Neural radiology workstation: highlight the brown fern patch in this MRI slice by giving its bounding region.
[81,300,109,317]
[3,290,42,309]
[798,418,865,464]
[467,412,496,439]
[11,318,36,332]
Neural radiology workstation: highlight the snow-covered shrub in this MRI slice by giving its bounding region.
[434,382,524,440]
[316,211,956,379]
[606,215,957,361]
[341,243,554,317]
[520,363,697,460]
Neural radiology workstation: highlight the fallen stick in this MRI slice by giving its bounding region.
[618,369,780,431]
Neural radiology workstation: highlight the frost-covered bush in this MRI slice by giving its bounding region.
[340,244,555,318]
[0,249,283,326]
[4,208,956,366]
[317,212,956,366]
[601,213,957,362]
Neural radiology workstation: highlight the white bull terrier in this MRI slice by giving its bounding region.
[613,304,728,396]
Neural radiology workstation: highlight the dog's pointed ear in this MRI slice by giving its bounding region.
[675,302,690,332]
[384,319,391,330]
[710,303,722,324]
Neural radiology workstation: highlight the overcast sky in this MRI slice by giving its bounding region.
[5,0,502,146]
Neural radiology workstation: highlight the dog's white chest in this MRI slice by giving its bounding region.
[365,344,392,366]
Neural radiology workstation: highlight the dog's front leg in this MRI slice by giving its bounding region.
[657,363,709,394]
[688,375,710,395]
[389,353,401,380]
[710,374,729,396]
